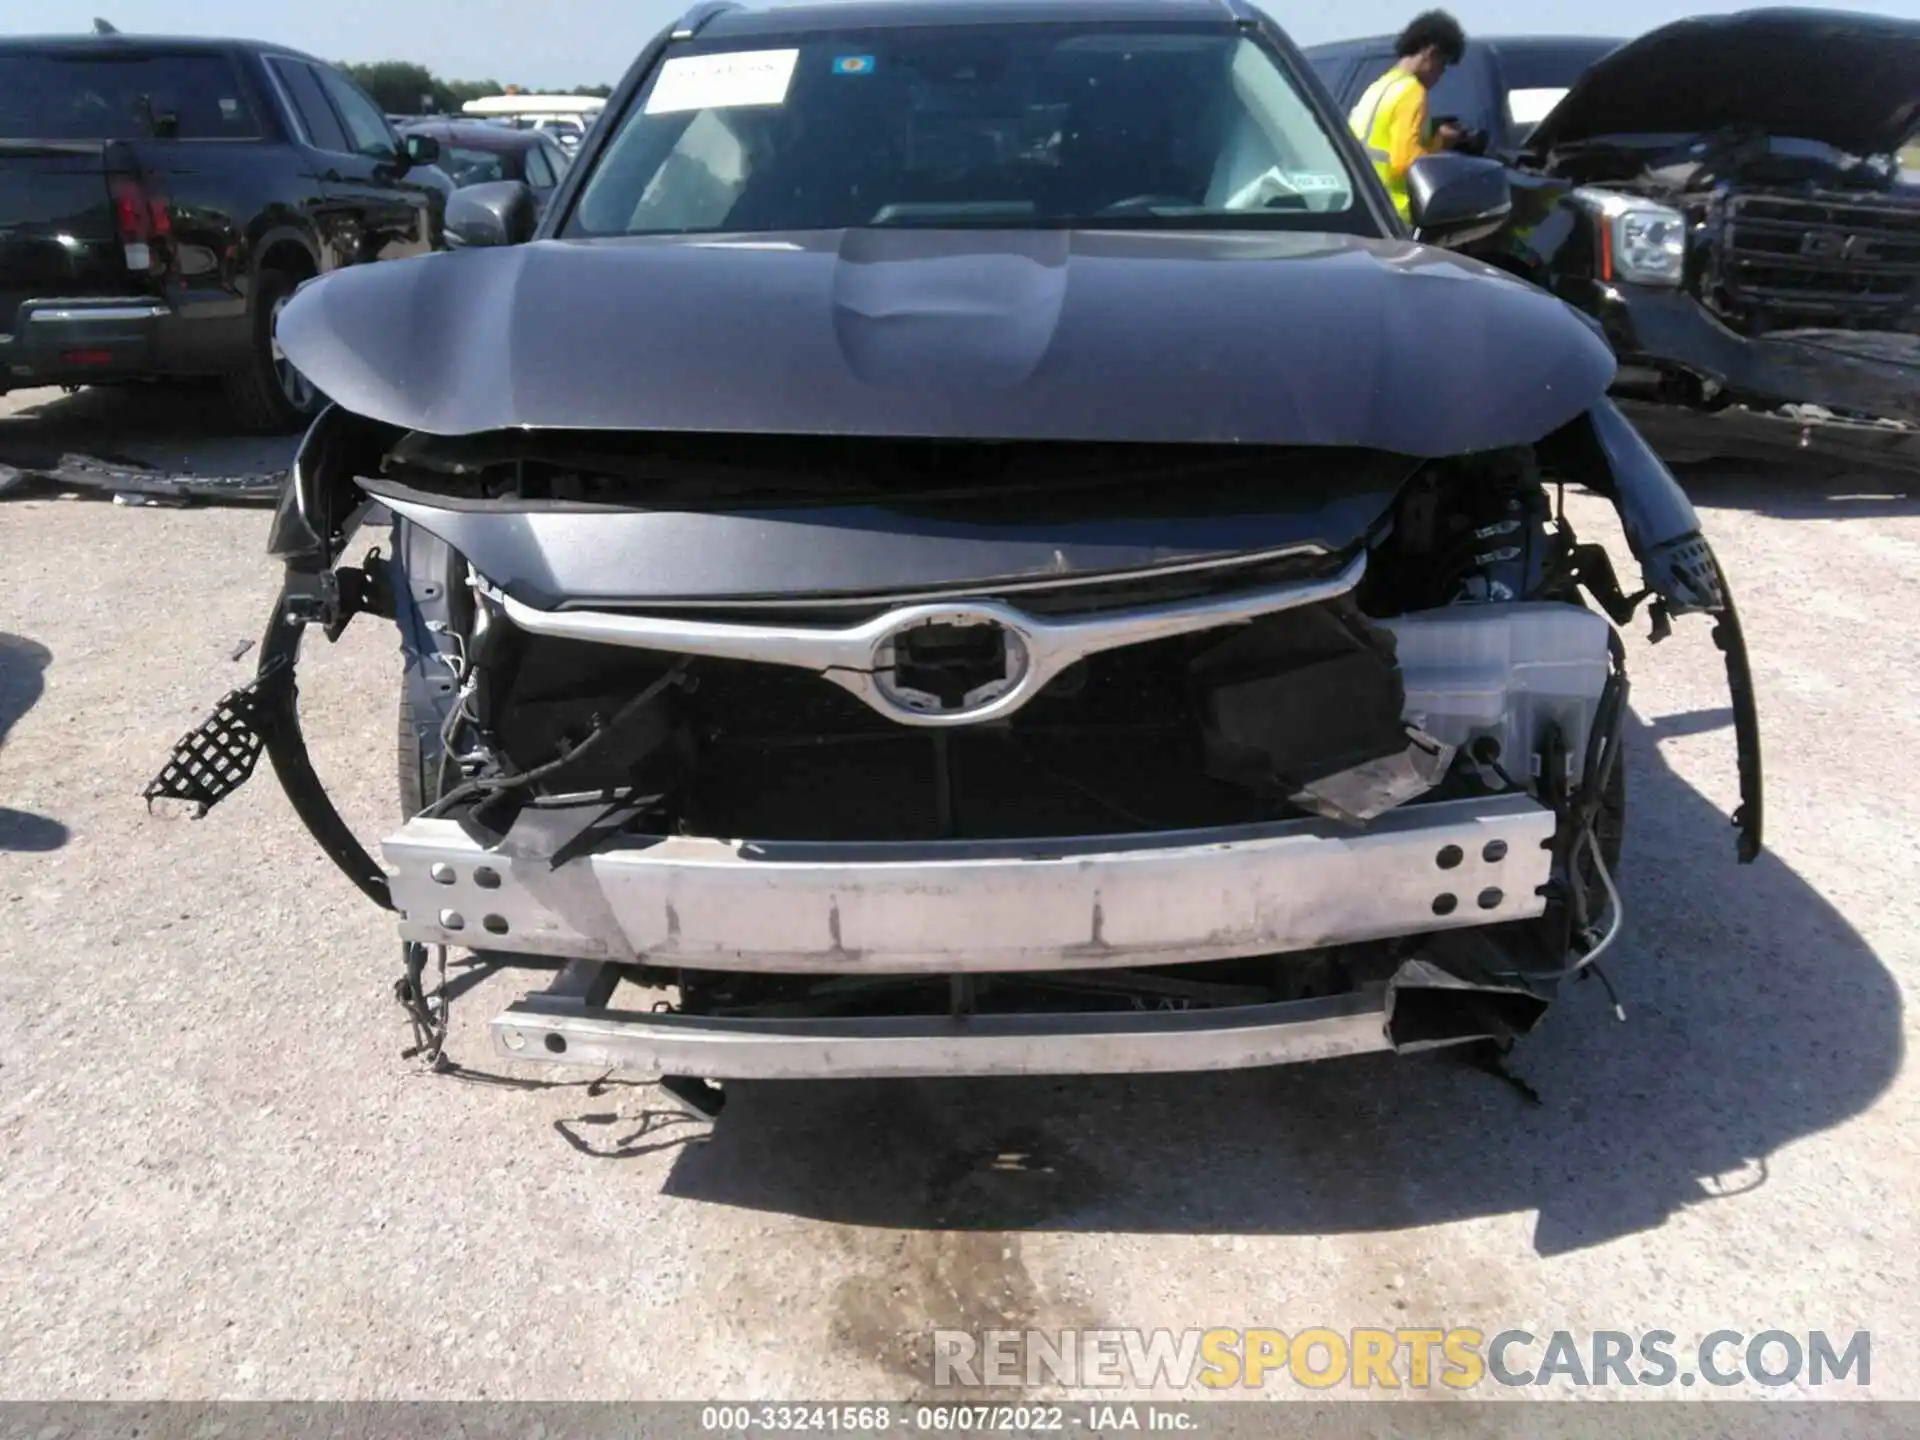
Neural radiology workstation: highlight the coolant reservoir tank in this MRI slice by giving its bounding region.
[1381,603,1613,782]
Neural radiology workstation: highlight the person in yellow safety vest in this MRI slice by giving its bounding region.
[1348,10,1469,223]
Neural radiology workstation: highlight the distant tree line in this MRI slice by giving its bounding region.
[337,61,614,116]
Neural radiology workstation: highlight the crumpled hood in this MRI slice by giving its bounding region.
[1530,8,1920,159]
[279,227,1613,456]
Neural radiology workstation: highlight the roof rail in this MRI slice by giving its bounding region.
[671,0,743,40]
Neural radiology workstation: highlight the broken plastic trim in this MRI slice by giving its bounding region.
[1385,958,1553,1052]
[255,585,394,909]
[267,404,395,573]
[0,452,283,504]
[1712,559,1764,864]
[1563,400,1765,863]
[143,658,291,815]
[142,407,404,906]
[143,570,394,910]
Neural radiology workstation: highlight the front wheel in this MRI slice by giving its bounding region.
[1572,735,1628,932]
[222,268,325,434]
[398,684,443,820]
[393,516,470,818]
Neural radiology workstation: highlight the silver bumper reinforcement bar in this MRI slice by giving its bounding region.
[495,986,1399,1079]
[384,793,1554,975]
[488,955,1553,1080]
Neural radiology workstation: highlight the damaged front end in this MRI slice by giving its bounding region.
[1520,9,1920,429]
[149,402,1762,1088]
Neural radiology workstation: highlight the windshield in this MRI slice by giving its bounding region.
[566,24,1363,236]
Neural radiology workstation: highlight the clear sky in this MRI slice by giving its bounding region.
[3,0,1915,90]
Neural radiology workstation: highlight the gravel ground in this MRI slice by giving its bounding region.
[1,385,1916,1403]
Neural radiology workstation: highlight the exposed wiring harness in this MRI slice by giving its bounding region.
[396,940,450,1065]
[1570,825,1624,975]
[421,662,690,820]
[1567,825,1628,1022]
[432,681,480,810]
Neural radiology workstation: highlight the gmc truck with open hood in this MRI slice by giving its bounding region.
[1474,8,1920,429]
[149,0,1762,1111]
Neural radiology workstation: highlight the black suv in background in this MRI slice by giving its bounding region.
[0,34,446,432]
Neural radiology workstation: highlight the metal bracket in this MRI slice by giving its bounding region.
[541,958,627,1013]
[1568,542,1651,629]
[281,550,395,643]
[325,551,396,642]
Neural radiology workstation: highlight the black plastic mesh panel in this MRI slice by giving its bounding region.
[143,667,285,816]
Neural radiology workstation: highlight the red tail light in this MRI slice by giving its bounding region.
[109,173,171,272]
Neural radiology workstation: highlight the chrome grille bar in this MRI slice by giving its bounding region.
[497,550,1367,728]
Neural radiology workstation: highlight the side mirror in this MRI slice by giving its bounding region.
[1406,153,1512,248]
[445,181,538,248]
[403,133,441,168]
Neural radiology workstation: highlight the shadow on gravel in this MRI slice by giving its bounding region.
[0,633,66,853]
[659,704,1902,1257]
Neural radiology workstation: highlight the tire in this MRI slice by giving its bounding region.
[393,515,465,819]
[1575,735,1627,919]
[1595,744,1626,875]
[398,684,441,820]
[222,267,325,435]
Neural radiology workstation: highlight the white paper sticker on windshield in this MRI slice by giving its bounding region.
[1507,87,1570,127]
[1281,172,1348,193]
[644,49,800,115]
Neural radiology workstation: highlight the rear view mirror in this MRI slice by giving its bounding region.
[1406,154,1512,248]
[446,181,538,248]
[403,133,441,167]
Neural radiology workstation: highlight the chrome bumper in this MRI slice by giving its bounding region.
[383,793,1554,975]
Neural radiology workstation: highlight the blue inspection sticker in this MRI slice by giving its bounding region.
[832,55,876,75]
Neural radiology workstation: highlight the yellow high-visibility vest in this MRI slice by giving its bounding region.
[1348,69,1425,221]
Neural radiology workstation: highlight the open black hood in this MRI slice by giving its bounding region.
[1529,8,1920,159]
[277,227,1613,458]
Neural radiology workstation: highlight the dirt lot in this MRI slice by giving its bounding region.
[2,385,1917,1401]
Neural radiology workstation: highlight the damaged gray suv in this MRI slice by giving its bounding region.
[152,0,1762,1106]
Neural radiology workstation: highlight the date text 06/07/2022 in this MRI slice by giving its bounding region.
[697,1404,1196,1433]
